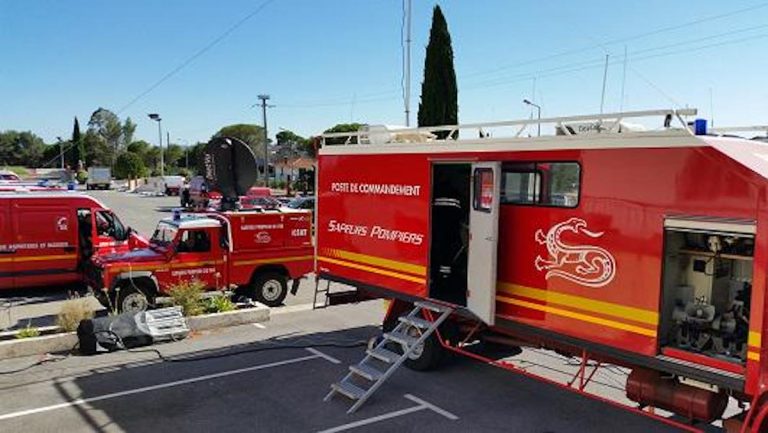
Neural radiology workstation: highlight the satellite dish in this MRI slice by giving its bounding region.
[200,136,258,209]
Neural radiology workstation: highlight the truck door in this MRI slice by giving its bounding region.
[173,228,227,290]
[92,209,127,254]
[467,162,501,324]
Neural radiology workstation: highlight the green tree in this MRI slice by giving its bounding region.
[0,131,47,167]
[164,143,184,169]
[113,152,146,180]
[122,117,136,149]
[417,5,458,137]
[322,123,363,147]
[212,124,267,156]
[83,130,111,166]
[275,129,309,159]
[70,117,83,169]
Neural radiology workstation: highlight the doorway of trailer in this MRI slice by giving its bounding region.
[429,162,501,324]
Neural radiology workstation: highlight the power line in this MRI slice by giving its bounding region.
[461,1,768,80]
[116,0,277,115]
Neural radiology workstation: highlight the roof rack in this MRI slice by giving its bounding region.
[321,108,698,145]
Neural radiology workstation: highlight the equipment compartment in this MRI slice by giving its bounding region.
[660,224,754,364]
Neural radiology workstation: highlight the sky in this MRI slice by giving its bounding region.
[2,0,768,147]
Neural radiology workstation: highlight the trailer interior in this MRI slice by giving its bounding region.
[660,221,754,367]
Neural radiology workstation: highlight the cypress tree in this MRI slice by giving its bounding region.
[417,5,457,137]
[71,117,83,169]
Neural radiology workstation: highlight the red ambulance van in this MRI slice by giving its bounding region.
[0,192,146,291]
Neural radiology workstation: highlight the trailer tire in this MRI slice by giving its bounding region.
[115,282,155,314]
[251,272,288,307]
[383,316,444,371]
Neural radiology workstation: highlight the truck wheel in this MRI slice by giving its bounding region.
[251,273,287,307]
[116,284,154,313]
[383,315,445,371]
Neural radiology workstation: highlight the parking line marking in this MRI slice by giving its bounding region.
[253,323,267,329]
[271,303,315,315]
[403,394,459,420]
[306,347,341,364]
[317,394,458,433]
[0,353,329,422]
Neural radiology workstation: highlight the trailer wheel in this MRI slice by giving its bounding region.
[115,283,154,314]
[383,316,444,371]
[251,272,288,307]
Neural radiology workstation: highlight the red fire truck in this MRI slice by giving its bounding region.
[315,109,768,431]
[88,206,313,313]
[0,192,146,291]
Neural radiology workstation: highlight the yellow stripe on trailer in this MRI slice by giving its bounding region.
[497,283,658,326]
[497,295,658,338]
[323,248,426,277]
[318,256,425,284]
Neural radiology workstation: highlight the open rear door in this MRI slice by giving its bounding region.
[467,162,501,324]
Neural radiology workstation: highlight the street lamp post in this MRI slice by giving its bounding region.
[148,113,164,177]
[523,99,541,137]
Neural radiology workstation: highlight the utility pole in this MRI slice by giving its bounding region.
[404,0,412,127]
[56,136,65,169]
[257,94,271,186]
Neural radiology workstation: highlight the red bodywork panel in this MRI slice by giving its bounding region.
[0,193,140,291]
[317,135,768,397]
[96,210,313,294]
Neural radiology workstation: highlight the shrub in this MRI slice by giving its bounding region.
[56,298,95,332]
[204,295,236,314]
[16,323,40,339]
[76,170,88,184]
[168,280,205,317]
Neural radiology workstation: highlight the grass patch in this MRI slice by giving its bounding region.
[16,323,40,339]
[204,295,236,314]
[56,298,95,332]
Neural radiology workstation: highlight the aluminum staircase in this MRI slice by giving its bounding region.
[324,300,454,413]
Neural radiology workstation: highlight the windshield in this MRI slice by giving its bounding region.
[151,222,178,245]
[95,210,128,240]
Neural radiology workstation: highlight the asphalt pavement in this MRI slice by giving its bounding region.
[0,301,692,433]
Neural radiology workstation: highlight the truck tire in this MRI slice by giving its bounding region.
[251,272,288,307]
[115,283,154,313]
[383,315,445,371]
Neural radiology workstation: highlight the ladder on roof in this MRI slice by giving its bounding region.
[324,300,453,413]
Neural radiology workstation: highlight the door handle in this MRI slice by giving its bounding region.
[485,236,495,241]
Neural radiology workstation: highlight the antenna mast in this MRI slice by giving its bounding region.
[404,0,412,126]
[599,54,609,116]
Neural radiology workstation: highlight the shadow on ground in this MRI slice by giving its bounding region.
[0,325,699,433]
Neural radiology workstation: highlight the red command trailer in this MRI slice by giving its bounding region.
[315,109,768,430]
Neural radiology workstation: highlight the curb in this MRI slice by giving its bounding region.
[187,303,270,332]
[0,304,270,360]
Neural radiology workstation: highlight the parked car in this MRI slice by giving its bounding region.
[161,175,185,196]
[285,196,315,210]
[0,170,22,182]
[182,176,221,209]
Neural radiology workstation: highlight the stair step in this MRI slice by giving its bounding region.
[331,381,366,400]
[384,331,418,347]
[366,347,400,364]
[414,300,451,313]
[350,363,384,381]
[398,315,433,329]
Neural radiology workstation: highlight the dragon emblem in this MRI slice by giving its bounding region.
[534,217,616,288]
